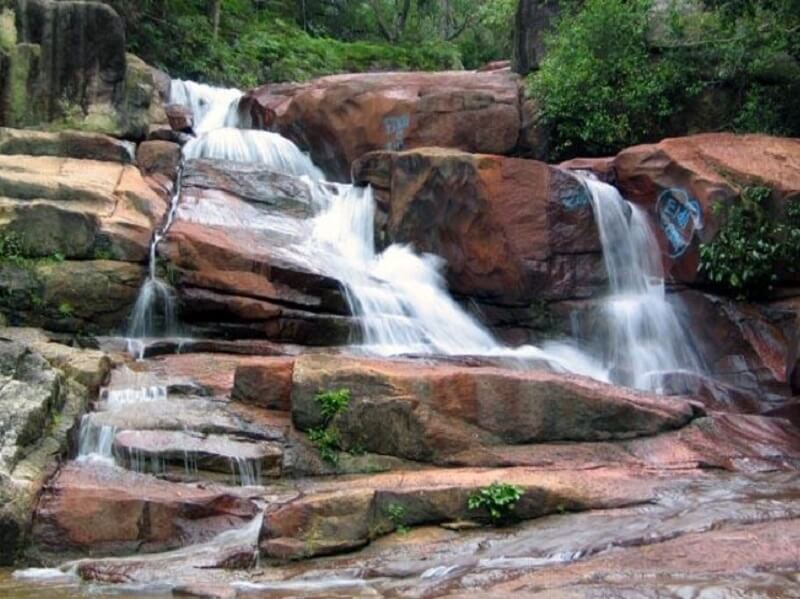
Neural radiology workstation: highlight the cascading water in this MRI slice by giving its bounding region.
[168,80,610,382]
[580,176,702,390]
[76,368,168,464]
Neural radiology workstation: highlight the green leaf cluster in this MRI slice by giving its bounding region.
[306,387,351,466]
[468,482,524,524]
[385,502,410,534]
[531,0,800,159]
[699,186,800,298]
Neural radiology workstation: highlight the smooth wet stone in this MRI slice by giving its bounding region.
[290,354,700,462]
[232,358,295,411]
[32,462,259,558]
[259,466,674,560]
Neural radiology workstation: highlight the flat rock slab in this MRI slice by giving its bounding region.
[32,463,259,558]
[259,466,679,560]
[290,354,700,462]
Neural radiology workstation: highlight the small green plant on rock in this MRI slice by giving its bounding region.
[307,427,341,466]
[57,302,74,317]
[306,388,352,466]
[315,388,351,422]
[468,482,524,524]
[699,186,800,299]
[0,231,25,264]
[386,502,409,535]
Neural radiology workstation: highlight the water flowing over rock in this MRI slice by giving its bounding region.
[594,133,800,285]
[239,70,523,180]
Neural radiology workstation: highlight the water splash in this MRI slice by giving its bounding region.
[580,175,702,390]
[169,80,243,133]
[183,128,324,180]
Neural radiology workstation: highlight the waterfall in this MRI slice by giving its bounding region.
[580,176,702,390]
[166,80,610,382]
[169,80,243,133]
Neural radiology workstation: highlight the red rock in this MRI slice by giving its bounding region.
[136,140,181,181]
[353,148,604,338]
[232,358,295,411]
[260,466,663,560]
[165,104,194,132]
[290,354,698,462]
[239,70,523,180]
[32,463,259,556]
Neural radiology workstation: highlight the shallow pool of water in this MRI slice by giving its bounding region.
[0,569,170,599]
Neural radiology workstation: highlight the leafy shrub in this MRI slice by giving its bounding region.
[468,482,524,524]
[315,388,351,424]
[386,502,409,534]
[699,186,800,298]
[532,0,800,159]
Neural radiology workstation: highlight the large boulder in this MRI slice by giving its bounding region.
[289,354,698,463]
[597,134,800,285]
[1,1,163,138]
[354,148,604,341]
[31,463,259,559]
[239,70,523,181]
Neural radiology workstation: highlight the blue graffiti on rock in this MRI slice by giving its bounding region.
[657,188,703,258]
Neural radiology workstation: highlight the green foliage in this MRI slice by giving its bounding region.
[468,482,524,524]
[58,302,74,317]
[307,427,341,466]
[532,0,800,159]
[386,502,409,534]
[315,388,351,424]
[699,186,800,298]
[0,231,26,264]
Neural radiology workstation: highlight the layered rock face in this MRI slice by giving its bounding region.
[0,0,164,138]
[0,129,173,333]
[0,329,109,565]
[239,70,524,180]
[159,158,355,344]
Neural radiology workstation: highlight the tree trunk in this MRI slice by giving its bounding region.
[209,0,222,40]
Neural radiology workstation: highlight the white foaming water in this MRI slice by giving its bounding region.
[581,176,702,390]
[169,79,243,133]
[183,128,325,180]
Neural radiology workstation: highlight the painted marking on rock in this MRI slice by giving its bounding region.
[384,115,410,151]
[560,188,591,211]
[656,188,703,258]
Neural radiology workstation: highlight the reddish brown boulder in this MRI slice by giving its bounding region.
[232,358,295,411]
[239,70,523,180]
[165,104,194,132]
[290,354,698,463]
[607,134,800,284]
[32,463,259,557]
[136,140,181,181]
[353,148,604,342]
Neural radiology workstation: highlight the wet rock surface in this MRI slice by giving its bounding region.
[240,70,523,180]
